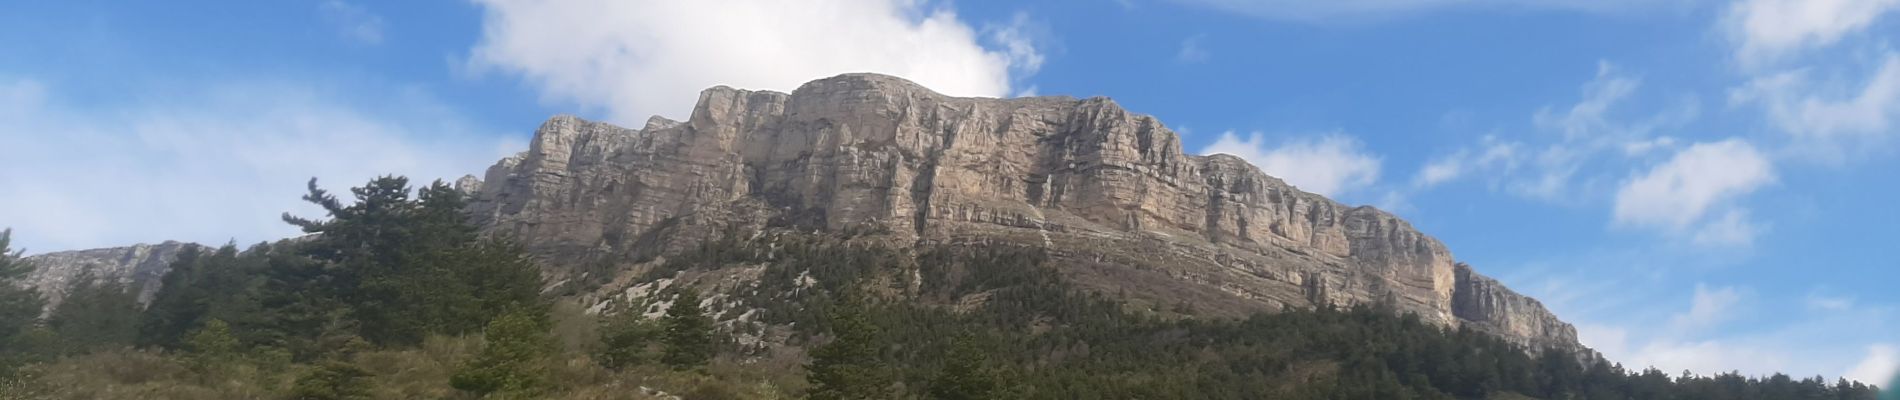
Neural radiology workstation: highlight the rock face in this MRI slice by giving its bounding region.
[467,73,1582,352]
[21,241,198,308]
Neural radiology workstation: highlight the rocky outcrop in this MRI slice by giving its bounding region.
[467,73,1583,352]
[21,241,198,308]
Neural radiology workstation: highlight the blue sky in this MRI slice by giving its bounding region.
[2,0,1898,384]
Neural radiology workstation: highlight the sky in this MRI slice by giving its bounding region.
[2,0,1898,385]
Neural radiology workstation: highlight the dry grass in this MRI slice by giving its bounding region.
[13,333,803,400]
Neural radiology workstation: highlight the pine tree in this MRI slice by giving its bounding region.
[596,303,658,370]
[805,295,891,400]
[0,229,46,377]
[184,319,242,374]
[451,309,554,398]
[288,360,373,400]
[46,270,141,355]
[137,244,270,350]
[660,288,714,370]
[929,334,1007,400]
[282,177,547,347]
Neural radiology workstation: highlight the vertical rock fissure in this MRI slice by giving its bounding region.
[909,118,960,236]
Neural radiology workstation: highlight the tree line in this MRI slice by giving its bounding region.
[0,175,1886,399]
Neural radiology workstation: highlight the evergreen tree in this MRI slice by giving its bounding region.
[184,318,242,373]
[137,244,269,350]
[451,309,554,398]
[0,228,45,377]
[805,294,891,400]
[46,270,141,355]
[929,334,1007,400]
[660,288,714,370]
[595,304,658,370]
[289,361,372,400]
[283,177,546,347]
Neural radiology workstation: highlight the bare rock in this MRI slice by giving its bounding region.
[21,241,198,308]
[468,73,1583,352]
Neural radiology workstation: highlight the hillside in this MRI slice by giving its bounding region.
[463,73,1578,352]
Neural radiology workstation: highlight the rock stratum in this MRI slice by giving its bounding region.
[462,73,1582,352]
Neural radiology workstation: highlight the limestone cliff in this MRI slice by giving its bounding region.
[467,73,1581,352]
[21,241,198,308]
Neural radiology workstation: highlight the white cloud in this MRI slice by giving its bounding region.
[0,78,521,253]
[466,0,1043,124]
[319,0,385,45]
[1613,139,1774,244]
[1535,61,1642,141]
[1733,54,1900,142]
[1670,283,1745,331]
[1176,35,1210,64]
[1202,131,1382,197]
[1567,281,1894,381]
[1690,209,1767,247]
[1725,0,1900,65]
[1808,293,1857,311]
[1413,135,1520,188]
[1844,344,1900,384]
[1421,61,1696,201]
[1167,0,1696,22]
[1622,135,1677,156]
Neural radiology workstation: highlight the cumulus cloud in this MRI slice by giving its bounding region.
[1844,344,1900,384]
[1201,131,1382,197]
[1725,0,1900,66]
[1167,0,1696,22]
[1612,139,1774,245]
[319,0,385,45]
[0,77,521,253]
[466,0,1044,124]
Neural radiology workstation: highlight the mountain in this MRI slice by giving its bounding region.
[461,73,1581,353]
[21,241,197,308]
[19,73,1578,354]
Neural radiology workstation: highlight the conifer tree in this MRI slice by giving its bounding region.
[805,294,891,400]
[451,309,553,398]
[283,177,547,347]
[46,270,141,355]
[660,288,714,370]
[0,229,46,377]
[288,361,373,400]
[596,303,658,370]
[184,319,242,373]
[929,334,1007,400]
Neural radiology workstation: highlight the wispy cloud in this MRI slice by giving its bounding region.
[0,77,520,253]
[319,0,385,45]
[1167,0,1700,22]
[1176,35,1210,64]
[1414,61,1700,205]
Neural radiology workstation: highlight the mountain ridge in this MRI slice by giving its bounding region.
[463,73,1583,353]
[17,73,1581,354]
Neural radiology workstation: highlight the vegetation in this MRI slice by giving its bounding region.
[0,176,1884,399]
[660,288,715,370]
[803,294,893,400]
[594,300,659,371]
[0,229,47,378]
